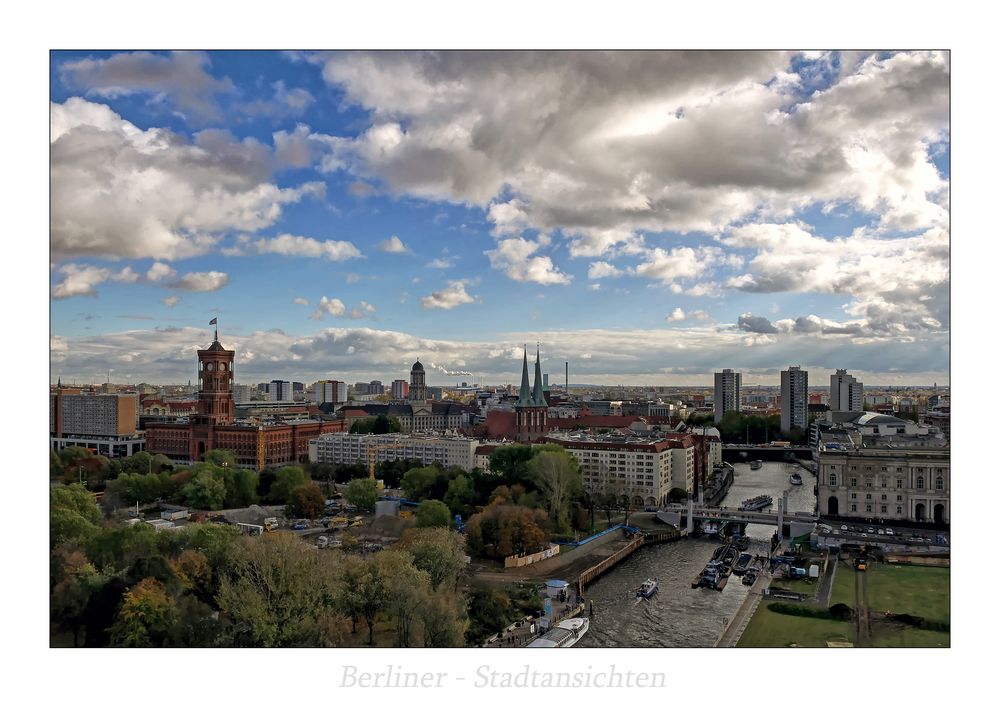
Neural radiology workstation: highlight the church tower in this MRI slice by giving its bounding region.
[515,345,548,442]
[409,360,427,403]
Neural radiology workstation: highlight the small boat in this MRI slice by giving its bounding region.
[636,577,658,598]
[526,617,590,648]
[733,553,753,575]
[789,472,803,485]
[743,566,759,586]
[739,495,773,511]
[750,460,763,470]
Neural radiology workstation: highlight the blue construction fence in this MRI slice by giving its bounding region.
[556,523,640,549]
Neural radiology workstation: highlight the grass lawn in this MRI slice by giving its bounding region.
[737,604,851,648]
[772,577,819,596]
[829,562,856,608]
[873,624,949,648]
[866,564,950,622]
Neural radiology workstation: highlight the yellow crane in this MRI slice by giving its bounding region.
[367,441,408,488]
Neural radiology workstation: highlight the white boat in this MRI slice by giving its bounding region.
[636,577,658,598]
[527,617,590,648]
[789,472,803,485]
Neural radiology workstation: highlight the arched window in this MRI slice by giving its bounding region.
[935,477,944,490]
[917,476,925,489]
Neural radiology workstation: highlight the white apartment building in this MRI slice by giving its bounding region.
[780,366,809,432]
[268,380,292,402]
[545,433,696,507]
[714,369,741,423]
[830,369,864,412]
[308,433,478,472]
[232,384,253,404]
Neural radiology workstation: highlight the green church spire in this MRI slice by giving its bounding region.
[532,345,545,406]
[517,346,532,406]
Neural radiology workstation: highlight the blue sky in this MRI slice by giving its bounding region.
[50,50,950,386]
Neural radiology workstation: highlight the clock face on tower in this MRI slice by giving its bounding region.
[206,363,214,371]
[220,362,226,372]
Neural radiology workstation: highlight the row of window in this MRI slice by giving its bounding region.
[827,464,947,474]
[849,503,903,514]
[828,473,945,490]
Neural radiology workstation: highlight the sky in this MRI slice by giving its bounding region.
[49,50,950,387]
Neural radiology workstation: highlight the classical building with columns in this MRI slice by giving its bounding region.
[816,413,949,524]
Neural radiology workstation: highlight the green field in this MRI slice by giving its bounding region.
[829,561,856,607]
[873,625,949,648]
[736,604,851,648]
[866,564,950,622]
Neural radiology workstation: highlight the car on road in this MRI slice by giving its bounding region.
[867,527,875,533]
[841,525,848,532]
[877,529,885,535]
[885,527,894,535]
[291,522,308,530]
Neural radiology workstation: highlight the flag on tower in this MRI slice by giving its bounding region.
[209,318,218,325]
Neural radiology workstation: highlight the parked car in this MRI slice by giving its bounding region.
[877,529,885,535]
[867,527,875,534]
[885,528,894,536]
[291,522,307,531]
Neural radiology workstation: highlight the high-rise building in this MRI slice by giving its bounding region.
[369,380,384,395]
[268,380,292,402]
[51,391,138,437]
[830,369,864,412]
[232,384,253,403]
[780,366,808,432]
[314,380,347,404]
[713,369,741,423]
[391,379,409,400]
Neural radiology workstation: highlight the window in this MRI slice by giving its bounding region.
[897,479,904,488]
[850,466,857,471]
[865,478,873,488]
[851,504,857,512]
[881,505,887,513]
[917,477,925,490]
[865,493,872,500]
[935,477,944,491]
[850,477,858,487]
[896,506,903,514]
[881,494,887,501]
[851,493,857,500]
[897,495,903,502]
[865,504,872,512]
[881,479,887,488]
[829,473,837,486]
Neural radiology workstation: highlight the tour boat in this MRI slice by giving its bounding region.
[738,495,773,511]
[636,577,658,598]
[526,617,590,648]
[789,472,803,485]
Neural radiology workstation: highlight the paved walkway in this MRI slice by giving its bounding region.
[716,570,771,647]
[472,533,636,584]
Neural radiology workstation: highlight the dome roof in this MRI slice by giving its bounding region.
[411,360,424,371]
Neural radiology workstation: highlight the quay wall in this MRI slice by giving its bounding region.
[576,529,683,597]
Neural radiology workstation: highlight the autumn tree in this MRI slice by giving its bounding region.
[400,527,467,591]
[420,591,469,647]
[50,548,104,647]
[465,503,548,559]
[216,532,344,647]
[109,577,176,647]
[286,482,325,519]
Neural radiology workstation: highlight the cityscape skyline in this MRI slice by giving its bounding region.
[50,50,949,387]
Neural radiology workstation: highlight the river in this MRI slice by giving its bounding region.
[577,459,817,647]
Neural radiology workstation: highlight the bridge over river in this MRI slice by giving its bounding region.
[655,495,817,539]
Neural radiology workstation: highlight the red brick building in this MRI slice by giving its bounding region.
[145,330,346,469]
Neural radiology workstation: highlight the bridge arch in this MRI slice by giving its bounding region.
[827,496,839,516]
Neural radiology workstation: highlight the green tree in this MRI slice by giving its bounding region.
[527,449,583,533]
[400,465,442,501]
[203,449,237,468]
[414,499,452,528]
[421,591,469,647]
[350,415,402,435]
[345,478,378,512]
[286,482,326,519]
[219,465,259,508]
[374,550,430,647]
[268,466,310,503]
[216,533,344,647]
[50,450,64,479]
[50,484,103,548]
[443,474,476,518]
[109,577,176,647]
[357,556,389,646]
[400,527,467,591]
[182,470,227,510]
[334,554,368,635]
[488,445,535,487]
[50,548,104,647]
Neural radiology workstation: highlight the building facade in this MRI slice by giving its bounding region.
[408,361,427,403]
[780,366,808,432]
[51,390,138,438]
[309,432,479,472]
[830,369,864,412]
[713,369,742,423]
[268,380,293,402]
[144,331,345,468]
[314,380,347,405]
[391,379,409,400]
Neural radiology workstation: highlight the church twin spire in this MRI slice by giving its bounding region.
[517,344,546,407]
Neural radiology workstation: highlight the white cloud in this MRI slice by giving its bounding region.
[485,237,571,285]
[111,266,140,283]
[310,296,347,319]
[254,234,362,261]
[667,308,686,322]
[349,301,377,319]
[146,262,177,282]
[52,264,109,299]
[427,257,454,269]
[169,271,230,292]
[377,235,411,254]
[587,261,624,279]
[345,273,362,284]
[57,51,235,122]
[162,295,181,307]
[635,246,724,285]
[421,281,477,310]
[293,297,310,306]
[50,97,324,262]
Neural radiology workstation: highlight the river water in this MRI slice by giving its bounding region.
[577,460,817,647]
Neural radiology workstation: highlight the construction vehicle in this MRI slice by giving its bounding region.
[855,557,868,571]
[263,517,278,532]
